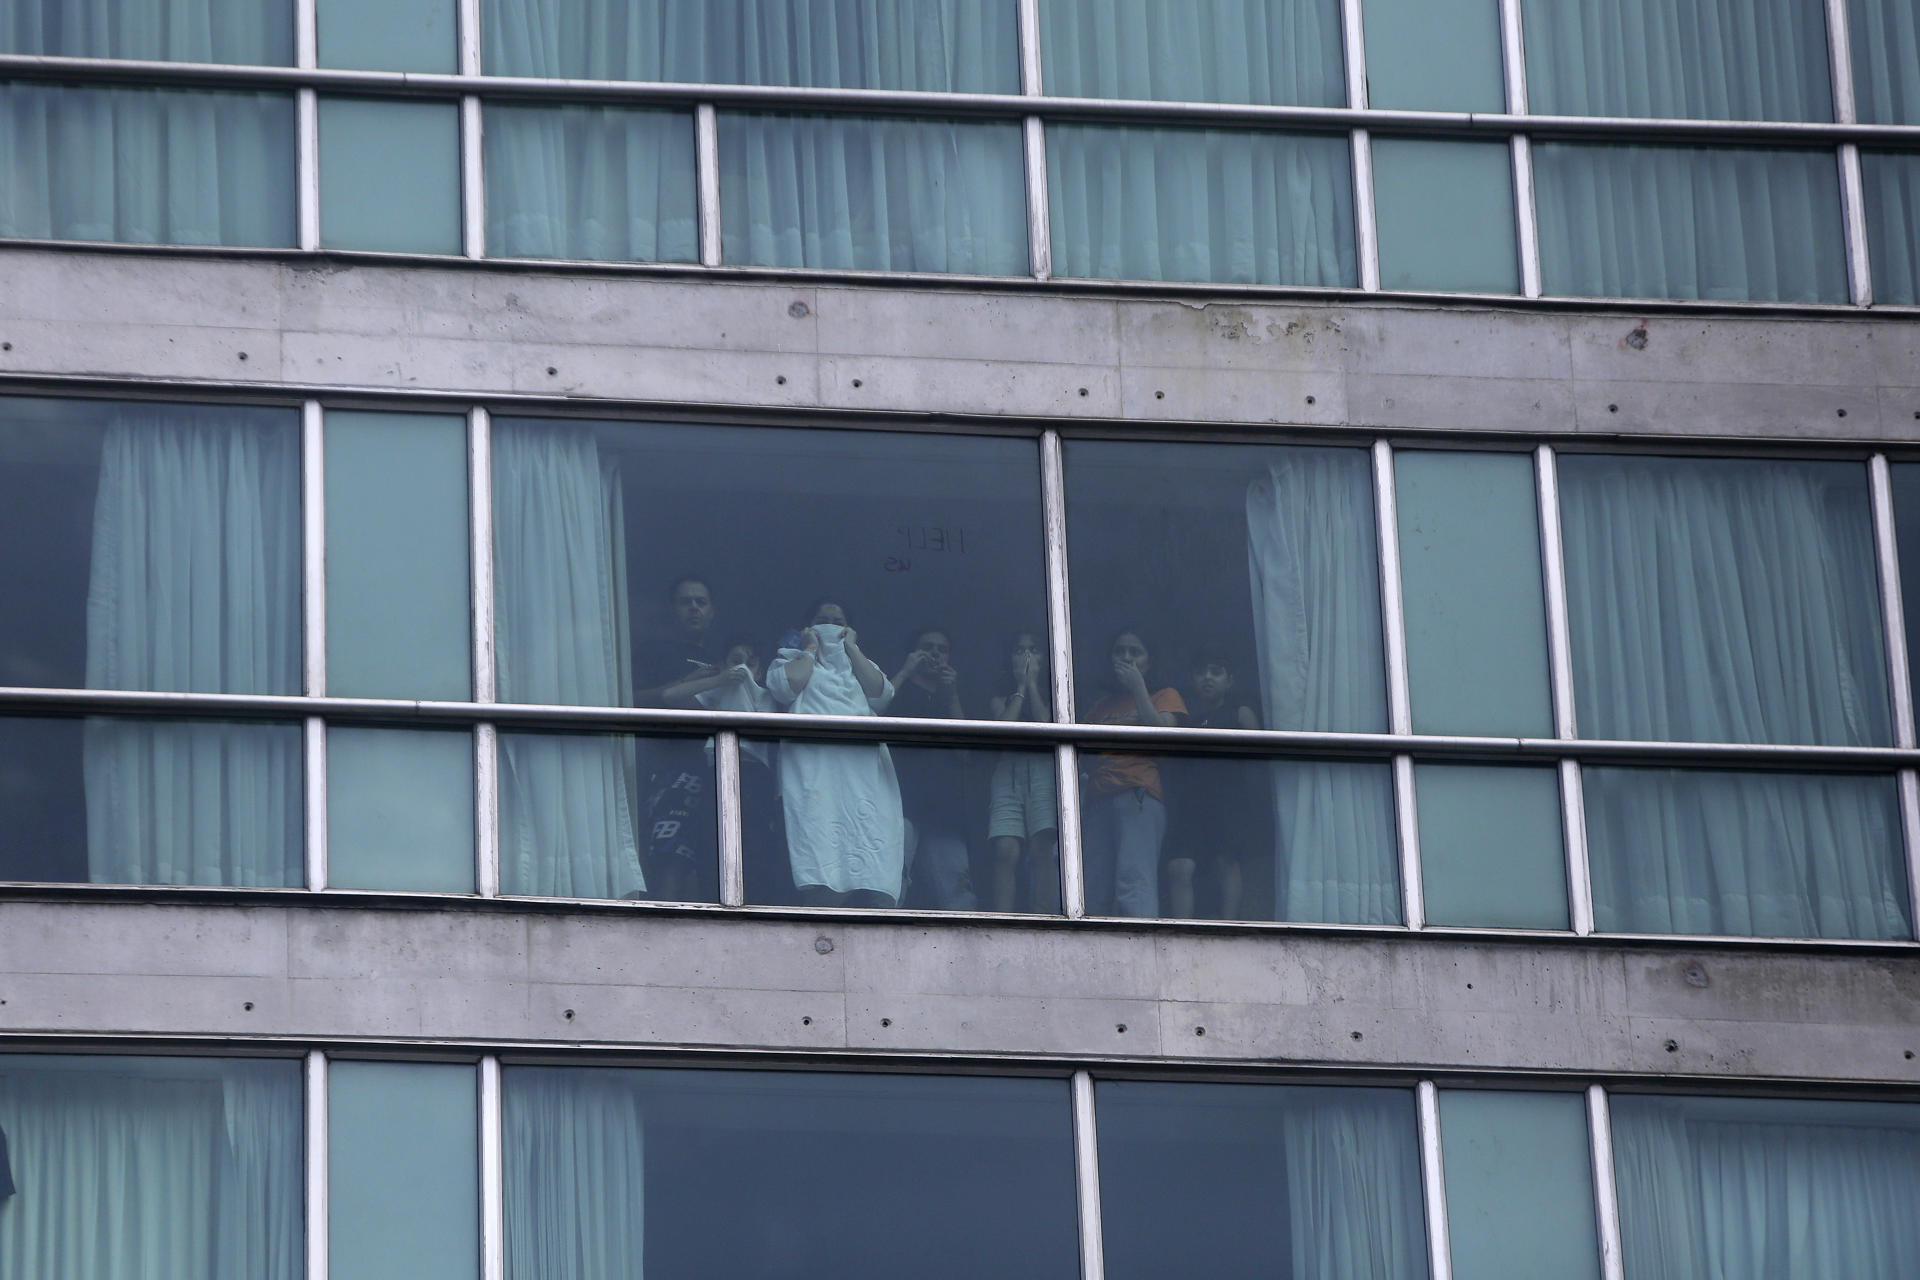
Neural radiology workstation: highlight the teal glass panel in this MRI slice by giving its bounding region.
[0,83,295,246]
[1418,765,1567,929]
[1521,0,1832,121]
[1048,124,1355,285]
[1041,0,1344,106]
[1364,0,1502,111]
[0,1054,304,1280]
[1586,766,1911,939]
[481,0,1017,91]
[1852,0,1920,123]
[1439,1090,1600,1280]
[330,1060,478,1280]
[1863,151,1920,305]
[1,0,292,64]
[720,113,1028,274]
[319,0,455,71]
[1535,143,1847,302]
[325,411,470,700]
[1374,138,1518,294]
[485,105,698,263]
[327,727,475,893]
[1892,463,1920,698]
[1395,449,1549,734]
[318,98,461,254]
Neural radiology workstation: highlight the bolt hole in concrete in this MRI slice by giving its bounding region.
[788,300,810,318]
[2,342,11,351]
[1665,1039,1679,1052]
[813,936,833,954]
[243,1002,254,1011]
[776,375,787,385]
[237,351,248,361]
[564,1009,575,1021]
[1627,326,1649,349]
[1116,1024,1128,1033]
[881,1018,891,1027]
[802,1016,812,1026]
[1837,408,1847,417]
[852,379,863,388]
[1194,1026,1206,1037]
[1305,395,1316,405]
[546,366,558,376]
[1907,1050,1914,1059]
[1078,387,1089,396]
[1350,1031,1362,1041]
[1608,403,1620,413]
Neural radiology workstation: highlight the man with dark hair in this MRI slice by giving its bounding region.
[636,575,727,902]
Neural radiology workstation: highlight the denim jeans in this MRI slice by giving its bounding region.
[1082,788,1165,918]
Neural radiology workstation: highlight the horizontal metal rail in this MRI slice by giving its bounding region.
[7,54,1920,144]
[2,685,1916,767]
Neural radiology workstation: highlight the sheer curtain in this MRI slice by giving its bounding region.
[1,0,292,63]
[1040,0,1345,104]
[84,408,302,887]
[1281,1090,1429,1280]
[1047,126,1354,285]
[1245,450,1398,924]
[1561,456,1908,938]
[0,1057,301,1280]
[484,105,698,263]
[504,1070,647,1280]
[1850,0,1920,123]
[494,421,645,899]
[1863,151,1920,305]
[1614,1097,1920,1278]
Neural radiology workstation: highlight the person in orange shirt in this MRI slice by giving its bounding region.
[1082,630,1186,917]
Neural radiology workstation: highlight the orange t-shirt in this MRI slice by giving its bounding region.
[1087,687,1188,800]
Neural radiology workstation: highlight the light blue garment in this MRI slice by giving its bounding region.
[1852,0,1920,123]
[503,1069,647,1280]
[1245,450,1398,924]
[485,105,698,263]
[0,0,292,63]
[1863,150,1920,305]
[0,1055,301,1280]
[1521,0,1832,121]
[83,407,302,887]
[1041,0,1343,105]
[720,112,1027,273]
[1048,125,1354,285]
[493,422,644,899]
[1613,1095,1920,1279]
[1081,787,1164,917]
[482,0,1015,91]
[0,83,296,247]
[1535,142,1847,302]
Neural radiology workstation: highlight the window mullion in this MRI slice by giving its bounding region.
[1041,430,1084,917]
[1374,441,1421,926]
[1586,1085,1626,1280]
[480,1056,505,1280]
[716,730,747,906]
[1017,0,1052,281]
[1499,0,1543,297]
[697,104,722,267]
[1537,444,1595,934]
[1417,1081,1454,1280]
[303,401,329,890]
[306,1050,330,1280]
[470,408,501,898]
[1072,1071,1107,1280]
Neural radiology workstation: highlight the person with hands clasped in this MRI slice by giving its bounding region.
[987,630,1059,912]
[1081,629,1186,918]
[887,628,978,910]
[766,600,906,907]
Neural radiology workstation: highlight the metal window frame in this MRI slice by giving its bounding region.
[1536,445,1596,935]
[1826,0,1875,305]
[1417,1080,1455,1280]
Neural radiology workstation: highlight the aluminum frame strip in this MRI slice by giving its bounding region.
[469,408,495,703]
[1536,446,1578,741]
[1017,0,1044,98]
[306,717,329,891]
[1512,135,1543,298]
[1498,0,1529,114]
[1374,440,1413,736]
[461,96,486,259]
[475,724,500,897]
[302,401,327,697]
[716,730,746,906]
[1056,743,1085,917]
[1396,754,1425,929]
[1024,115,1052,281]
[1870,455,1914,749]
[1041,430,1076,724]
[458,0,482,77]
[1354,129,1381,292]
[1562,757,1595,935]
[1841,145,1873,306]
[1071,1071,1106,1280]
[305,1050,329,1280]
[1825,0,1859,125]
[1902,771,1920,936]
[1587,1085,1626,1280]
[479,1056,505,1280]
[696,104,722,267]
[1340,0,1368,111]
[1417,1081,1454,1280]
[298,88,321,251]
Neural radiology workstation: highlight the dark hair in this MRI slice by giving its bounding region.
[721,634,762,659]
[904,626,951,654]
[1190,646,1235,675]
[1099,627,1153,690]
[998,628,1051,703]
[667,575,712,603]
[802,597,852,626]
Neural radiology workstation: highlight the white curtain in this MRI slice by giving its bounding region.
[484,105,698,264]
[1562,456,1907,938]
[722,113,1027,273]
[1614,1097,1920,1279]
[0,0,291,63]
[1040,0,1344,105]
[504,1070,647,1280]
[1863,151,1920,306]
[0,84,294,246]
[1047,125,1354,286]
[84,409,302,888]
[1520,0,1832,120]
[0,1057,301,1280]
[481,0,1015,91]
[1850,0,1920,124]
[494,421,645,899]
[1281,1091,1430,1280]
[1245,450,1399,924]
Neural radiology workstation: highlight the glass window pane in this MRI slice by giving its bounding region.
[1374,138,1518,294]
[0,0,292,64]
[1048,125,1356,285]
[0,84,295,246]
[320,0,455,72]
[503,1067,1078,1280]
[330,1061,478,1280]
[1852,0,1920,123]
[319,99,461,254]
[1521,0,1832,120]
[484,105,698,263]
[0,1054,303,1280]
[1586,766,1911,939]
[1364,0,1503,112]
[481,0,1017,91]
[720,113,1028,274]
[1098,1080,1429,1280]
[1439,1090,1599,1280]
[1418,765,1567,929]
[1041,0,1344,105]
[1863,150,1920,305]
[1612,1094,1920,1277]
[1395,449,1549,734]
[1536,143,1846,302]
[501,730,713,903]
[1559,455,1889,746]
[0,397,301,693]
[0,714,300,888]
[1893,463,1920,699]
[327,726,475,893]
[1066,440,1386,732]
[325,411,471,700]
[742,739,1055,912]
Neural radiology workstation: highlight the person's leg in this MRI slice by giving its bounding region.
[1219,858,1244,920]
[990,837,1023,912]
[919,827,977,911]
[1080,792,1117,915]
[1027,829,1061,913]
[845,888,895,908]
[1112,790,1166,918]
[1165,856,1197,919]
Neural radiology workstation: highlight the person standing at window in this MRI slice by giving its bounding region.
[988,630,1059,912]
[1081,630,1186,917]
[638,576,725,901]
[886,627,980,911]
[1166,648,1262,919]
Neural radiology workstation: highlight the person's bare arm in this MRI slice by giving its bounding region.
[844,629,887,702]
[1236,704,1262,731]
[1116,659,1176,727]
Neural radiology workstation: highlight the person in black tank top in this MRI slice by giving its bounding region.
[1167,649,1261,919]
